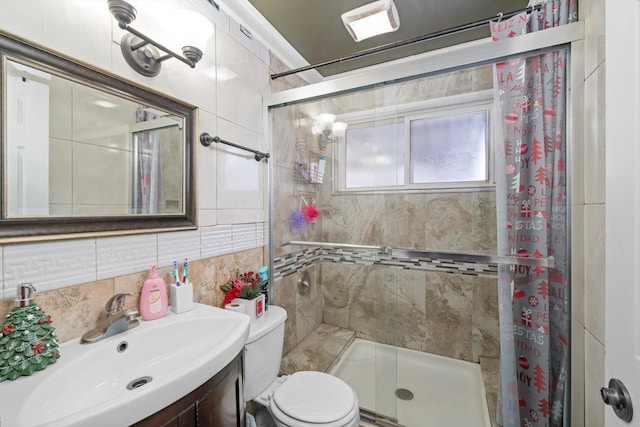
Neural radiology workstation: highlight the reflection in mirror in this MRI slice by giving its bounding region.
[0,32,196,242]
[6,60,184,217]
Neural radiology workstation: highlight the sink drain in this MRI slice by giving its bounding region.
[127,376,153,390]
[395,388,414,401]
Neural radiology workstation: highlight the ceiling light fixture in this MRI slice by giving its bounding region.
[341,0,400,42]
[108,0,212,77]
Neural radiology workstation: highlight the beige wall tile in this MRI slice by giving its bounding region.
[584,204,605,342]
[584,330,604,427]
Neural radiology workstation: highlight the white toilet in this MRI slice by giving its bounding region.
[244,305,360,427]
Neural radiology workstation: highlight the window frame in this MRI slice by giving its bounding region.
[334,90,495,194]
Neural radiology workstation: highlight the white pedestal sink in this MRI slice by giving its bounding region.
[0,303,250,427]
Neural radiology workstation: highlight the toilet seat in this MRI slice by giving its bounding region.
[264,371,360,427]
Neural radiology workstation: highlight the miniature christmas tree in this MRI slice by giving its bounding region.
[0,284,60,382]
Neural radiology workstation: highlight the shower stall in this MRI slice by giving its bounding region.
[266,39,572,426]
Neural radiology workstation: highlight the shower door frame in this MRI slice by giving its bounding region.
[264,20,584,426]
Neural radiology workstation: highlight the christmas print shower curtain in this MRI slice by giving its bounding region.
[490,1,576,426]
[134,105,163,214]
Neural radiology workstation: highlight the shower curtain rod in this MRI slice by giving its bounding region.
[282,240,555,268]
[199,132,270,162]
[270,4,543,80]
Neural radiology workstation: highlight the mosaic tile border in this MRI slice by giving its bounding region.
[273,247,498,281]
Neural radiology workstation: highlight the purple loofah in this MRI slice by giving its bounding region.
[290,211,307,233]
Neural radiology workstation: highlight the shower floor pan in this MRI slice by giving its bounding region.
[328,338,491,427]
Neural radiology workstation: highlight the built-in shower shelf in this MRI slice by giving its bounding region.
[280,323,355,375]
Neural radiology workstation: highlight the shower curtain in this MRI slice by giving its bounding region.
[491,1,576,426]
[134,105,163,214]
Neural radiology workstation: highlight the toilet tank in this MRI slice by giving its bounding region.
[244,305,288,401]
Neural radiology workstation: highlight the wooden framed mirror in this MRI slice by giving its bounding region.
[0,32,197,243]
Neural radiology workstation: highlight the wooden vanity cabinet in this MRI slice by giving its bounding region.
[133,352,245,427]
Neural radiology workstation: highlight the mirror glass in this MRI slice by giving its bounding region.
[6,60,184,217]
[1,33,196,242]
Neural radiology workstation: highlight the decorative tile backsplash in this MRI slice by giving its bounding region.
[273,246,498,281]
[1,223,266,300]
[4,239,97,297]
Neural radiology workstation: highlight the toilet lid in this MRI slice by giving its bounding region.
[271,371,356,424]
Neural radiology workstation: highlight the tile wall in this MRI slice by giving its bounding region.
[575,0,606,425]
[0,0,273,342]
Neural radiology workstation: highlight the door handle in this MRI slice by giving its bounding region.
[601,378,633,422]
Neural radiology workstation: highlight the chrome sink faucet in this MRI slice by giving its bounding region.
[80,293,139,344]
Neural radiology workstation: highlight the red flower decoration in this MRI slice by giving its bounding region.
[2,324,14,334]
[47,315,53,324]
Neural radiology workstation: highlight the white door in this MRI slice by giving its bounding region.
[604,0,640,425]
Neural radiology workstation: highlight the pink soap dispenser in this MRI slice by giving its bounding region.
[140,263,168,320]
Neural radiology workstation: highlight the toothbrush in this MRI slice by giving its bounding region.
[173,261,181,287]
[183,258,189,284]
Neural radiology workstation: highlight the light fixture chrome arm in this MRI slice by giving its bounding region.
[123,25,199,68]
[108,0,205,77]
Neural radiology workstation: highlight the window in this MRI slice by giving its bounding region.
[345,120,404,188]
[337,92,493,193]
[409,110,488,184]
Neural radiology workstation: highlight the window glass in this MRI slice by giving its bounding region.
[409,111,488,184]
[345,122,404,188]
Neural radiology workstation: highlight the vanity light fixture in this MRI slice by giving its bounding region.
[341,0,400,42]
[108,0,213,77]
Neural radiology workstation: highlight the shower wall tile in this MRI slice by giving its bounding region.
[584,62,606,205]
[424,194,474,252]
[584,330,605,427]
[571,205,586,328]
[271,105,299,168]
[347,265,385,342]
[584,204,605,343]
[295,263,323,342]
[384,268,426,351]
[582,0,606,78]
[321,263,351,329]
[471,65,495,92]
[275,272,299,354]
[268,55,309,93]
[472,192,498,253]
[472,277,500,361]
[322,193,383,246]
[382,194,427,249]
[424,272,474,361]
